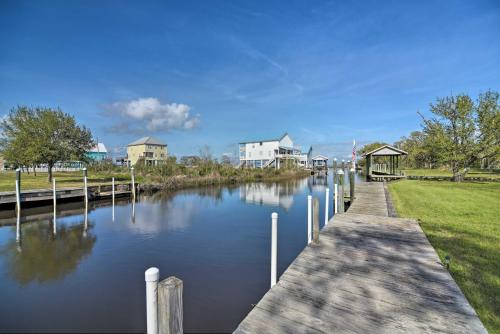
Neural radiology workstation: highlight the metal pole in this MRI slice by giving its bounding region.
[324,188,330,226]
[53,178,57,235]
[307,195,312,244]
[271,212,278,288]
[145,267,159,334]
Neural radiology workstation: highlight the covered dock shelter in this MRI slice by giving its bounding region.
[311,155,329,173]
[362,145,408,181]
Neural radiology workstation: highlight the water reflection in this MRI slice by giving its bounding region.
[2,216,96,285]
[239,178,308,210]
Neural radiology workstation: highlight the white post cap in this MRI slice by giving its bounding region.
[16,168,21,171]
[350,168,355,172]
[145,267,159,282]
[271,212,278,220]
[337,169,344,175]
[131,167,134,170]
[307,195,312,200]
[82,167,87,171]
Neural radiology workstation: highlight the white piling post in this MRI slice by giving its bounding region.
[112,177,115,221]
[307,195,312,244]
[271,212,278,288]
[131,167,136,199]
[15,180,21,242]
[53,178,57,235]
[324,188,330,226]
[83,168,88,208]
[145,267,160,334]
[334,184,338,214]
[15,168,21,217]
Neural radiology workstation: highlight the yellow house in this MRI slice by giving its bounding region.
[126,137,168,166]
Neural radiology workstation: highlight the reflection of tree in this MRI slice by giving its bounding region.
[2,219,96,285]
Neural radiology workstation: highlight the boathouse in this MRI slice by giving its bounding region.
[362,145,408,181]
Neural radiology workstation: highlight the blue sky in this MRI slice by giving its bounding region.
[1,0,499,160]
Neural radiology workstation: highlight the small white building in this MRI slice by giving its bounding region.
[239,133,312,169]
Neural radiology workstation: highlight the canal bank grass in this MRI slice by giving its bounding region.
[403,168,500,179]
[0,171,133,192]
[0,168,310,192]
[388,180,500,333]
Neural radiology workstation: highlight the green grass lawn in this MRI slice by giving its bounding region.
[404,168,500,179]
[0,171,133,192]
[389,180,500,333]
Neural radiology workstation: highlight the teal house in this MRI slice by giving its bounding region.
[86,143,108,161]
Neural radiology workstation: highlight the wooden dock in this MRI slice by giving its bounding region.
[0,183,134,209]
[235,182,487,333]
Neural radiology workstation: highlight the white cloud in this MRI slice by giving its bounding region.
[107,97,200,133]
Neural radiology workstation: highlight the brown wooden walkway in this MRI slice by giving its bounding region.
[234,182,487,334]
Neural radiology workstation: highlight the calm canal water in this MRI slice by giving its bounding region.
[0,171,361,333]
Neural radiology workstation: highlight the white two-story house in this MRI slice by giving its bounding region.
[239,133,312,169]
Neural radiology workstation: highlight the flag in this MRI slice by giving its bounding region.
[352,140,356,169]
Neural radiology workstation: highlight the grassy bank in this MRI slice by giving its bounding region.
[388,180,500,333]
[404,168,500,179]
[0,167,310,192]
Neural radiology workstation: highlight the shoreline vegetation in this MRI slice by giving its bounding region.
[389,180,500,334]
[0,162,311,193]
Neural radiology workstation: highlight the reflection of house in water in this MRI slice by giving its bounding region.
[308,173,329,192]
[239,179,308,210]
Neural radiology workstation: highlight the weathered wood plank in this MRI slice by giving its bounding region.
[234,182,487,334]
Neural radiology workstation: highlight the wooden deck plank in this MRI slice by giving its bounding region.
[234,182,487,334]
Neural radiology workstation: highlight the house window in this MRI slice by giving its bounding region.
[259,142,263,146]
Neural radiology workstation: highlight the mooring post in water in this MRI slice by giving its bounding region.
[307,195,312,244]
[112,177,115,221]
[271,212,278,287]
[53,178,57,235]
[145,267,160,334]
[131,167,136,199]
[349,168,355,203]
[333,158,337,184]
[313,197,320,244]
[15,168,21,217]
[324,188,330,226]
[334,183,338,214]
[83,167,88,208]
[158,276,183,334]
[338,169,345,213]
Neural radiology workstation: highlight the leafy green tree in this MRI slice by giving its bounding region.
[419,93,499,181]
[356,142,388,167]
[0,106,94,182]
[475,91,500,169]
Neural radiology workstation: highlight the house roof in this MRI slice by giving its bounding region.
[127,136,167,146]
[89,143,107,153]
[239,132,289,144]
[362,145,408,157]
[312,155,329,161]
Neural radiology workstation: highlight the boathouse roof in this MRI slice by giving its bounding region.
[362,145,408,157]
[239,132,289,144]
[89,143,107,153]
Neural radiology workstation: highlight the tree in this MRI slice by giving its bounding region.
[475,91,500,169]
[356,142,388,167]
[419,93,488,181]
[0,106,94,182]
[395,131,438,168]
